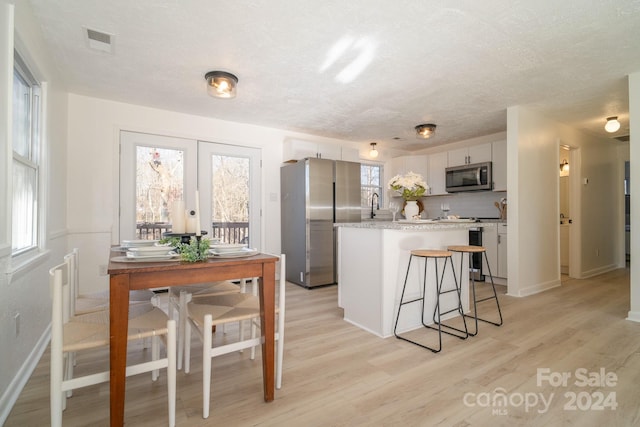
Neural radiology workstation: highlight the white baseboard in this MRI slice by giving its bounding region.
[0,325,51,426]
[508,278,561,297]
[626,310,640,323]
[581,263,618,279]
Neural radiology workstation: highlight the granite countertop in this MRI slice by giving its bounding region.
[335,220,496,230]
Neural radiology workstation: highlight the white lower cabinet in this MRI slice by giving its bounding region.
[482,224,507,280]
[497,223,508,278]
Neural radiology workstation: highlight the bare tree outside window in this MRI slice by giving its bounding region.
[133,147,251,242]
[361,163,383,207]
[211,154,250,244]
[135,146,183,239]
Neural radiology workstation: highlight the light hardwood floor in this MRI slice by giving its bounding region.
[6,268,640,426]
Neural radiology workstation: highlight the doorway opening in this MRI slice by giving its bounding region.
[559,146,571,276]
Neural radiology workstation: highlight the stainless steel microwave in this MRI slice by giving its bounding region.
[445,162,492,192]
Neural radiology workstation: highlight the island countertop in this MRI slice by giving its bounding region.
[335,220,495,230]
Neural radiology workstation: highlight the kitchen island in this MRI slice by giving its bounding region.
[336,220,494,338]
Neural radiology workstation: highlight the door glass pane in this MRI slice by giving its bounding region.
[135,146,184,239]
[210,154,250,244]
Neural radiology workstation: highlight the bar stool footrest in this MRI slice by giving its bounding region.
[429,322,468,339]
[463,313,503,327]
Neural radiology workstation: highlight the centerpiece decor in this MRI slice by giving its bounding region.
[388,172,428,219]
[160,236,210,262]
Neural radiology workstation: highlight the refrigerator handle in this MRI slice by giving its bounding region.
[333,182,336,223]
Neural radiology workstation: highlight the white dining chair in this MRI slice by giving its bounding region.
[49,255,177,427]
[167,279,243,369]
[184,254,286,419]
[65,248,155,316]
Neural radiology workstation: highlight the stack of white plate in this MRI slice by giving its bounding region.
[126,245,178,261]
[121,239,159,248]
[209,243,258,258]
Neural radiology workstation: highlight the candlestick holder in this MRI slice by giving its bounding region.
[163,231,208,245]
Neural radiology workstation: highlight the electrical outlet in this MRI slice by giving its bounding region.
[14,313,20,337]
[99,265,108,276]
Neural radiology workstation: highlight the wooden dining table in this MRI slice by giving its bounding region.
[108,251,279,426]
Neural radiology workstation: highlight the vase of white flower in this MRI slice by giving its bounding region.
[388,171,429,218]
[404,200,420,219]
[388,171,428,200]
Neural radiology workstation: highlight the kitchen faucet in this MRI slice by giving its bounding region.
[370,193,379,219]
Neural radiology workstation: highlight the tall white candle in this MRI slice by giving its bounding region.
[195,190,201,236]
[171,200,186,234]
[186,210,197,233]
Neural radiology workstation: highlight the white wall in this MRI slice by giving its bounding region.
[628,72,640,322]
[66,94,359,294]
[507,106,623,297]
[0,0,69,422]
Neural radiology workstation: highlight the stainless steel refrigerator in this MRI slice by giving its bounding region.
[281,158,361,288]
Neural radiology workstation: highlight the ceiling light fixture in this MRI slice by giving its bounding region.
[415,123,436,139]
[604,116,620,133]
[369,142,378,158]
[205,71,238,98]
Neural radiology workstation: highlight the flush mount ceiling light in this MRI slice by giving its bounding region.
[415,123,436,139]
[369,142,379,158]
[205,71,238,98]
[604,116,620,133]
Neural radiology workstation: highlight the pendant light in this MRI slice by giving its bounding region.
[604,116,620,133]
[369,142,379,158]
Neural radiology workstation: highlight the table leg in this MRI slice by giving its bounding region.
[258,262,276,402]
[110,274,131,426]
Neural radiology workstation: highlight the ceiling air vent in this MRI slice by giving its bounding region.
[615,135,630,142]
[84,27,114,53]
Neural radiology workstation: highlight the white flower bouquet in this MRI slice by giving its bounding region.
[388,171,428,200]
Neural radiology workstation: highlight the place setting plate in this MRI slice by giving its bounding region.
[121,239,159,248]
[210,243,248,253]
[113,239,160,252]
[126,246,177,256]
[111,253,181,263]
[209,247,259,258]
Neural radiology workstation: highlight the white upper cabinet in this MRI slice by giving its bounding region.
[404,155,428,180]
[491,139,507,192]
[340,147,360,162]
[427,151,448,195]
[283,139,342,161]
[385,155,429,202]
[386,155,428,180]
[448,143,492,166]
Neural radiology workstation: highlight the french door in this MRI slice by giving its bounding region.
[119,131,261,248]
[198,141,261,247]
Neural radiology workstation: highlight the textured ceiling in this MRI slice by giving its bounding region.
[27,0,640,152]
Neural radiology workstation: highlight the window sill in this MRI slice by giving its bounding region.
[7,249,51,281]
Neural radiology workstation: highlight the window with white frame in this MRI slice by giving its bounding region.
[12,52,41,255]
[361,163,383,208]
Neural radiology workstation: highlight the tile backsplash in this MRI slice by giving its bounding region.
[364,191,508,221]
[420,191,507,219]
